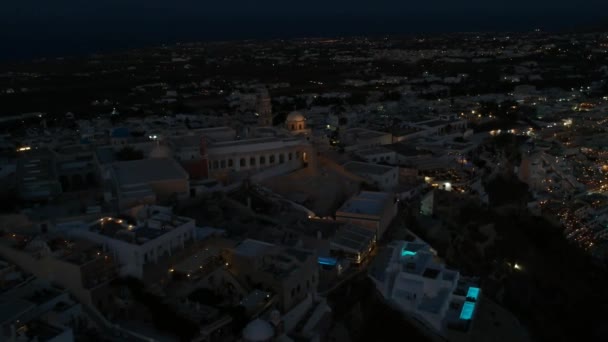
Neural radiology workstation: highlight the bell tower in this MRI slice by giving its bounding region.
[255,89,273,127]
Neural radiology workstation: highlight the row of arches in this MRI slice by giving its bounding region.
[210,151,303,171]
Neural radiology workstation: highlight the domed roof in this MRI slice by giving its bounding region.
[242,319,274,341]
[286,111,305,122]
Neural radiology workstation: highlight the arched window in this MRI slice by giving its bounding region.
[291,124,295,130]
[299,124,303,130]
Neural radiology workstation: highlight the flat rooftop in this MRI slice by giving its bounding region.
[356,146,394,156]
[344,128,390,141]
[210,137,298,148]
[234,239,275,257]
[261,248,313,280]
[344,161,395,176]
[52,239,103,266]
[18,320,68,341]
[89,215,191,245]
[111,158,188,186]
[2,280,64,311]
[392,126,425,136]
[387,143,433,157]
[337,191,392,217]
[0,297,35,325]
[331,225,376,252]
[173,248,219,274]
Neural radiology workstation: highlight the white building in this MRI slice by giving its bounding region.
[335,191,397,238]
[226,239,318,312]
[355,147,397,164]
[104,158,190,209]
[0,279,80,342]
[207,137,316,181]
[330,225,377,264]
[70,208,196,278]
[369,239,481,336]
[342,128,393,152]
[344,161,399,191]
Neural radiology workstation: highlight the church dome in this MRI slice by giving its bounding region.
[242,319,274,342]
[286,111,305,122]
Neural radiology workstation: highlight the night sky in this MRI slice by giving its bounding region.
[3,1,608,60]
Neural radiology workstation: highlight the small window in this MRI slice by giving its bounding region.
[289,153,293,161]
[240,158,246,167]
[220,160,226,169]
[269,155,275,164]
[228,159,233,167]
[250,157,256,166]
[260,156,266,165]
[279,154,285,163]
[213,161,219,169]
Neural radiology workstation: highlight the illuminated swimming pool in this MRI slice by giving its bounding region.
[401,250,417,257]
[466,287,480,301]
[460,301,476,320]
[317,257,337,266]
